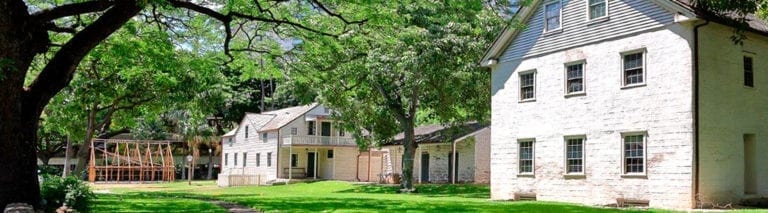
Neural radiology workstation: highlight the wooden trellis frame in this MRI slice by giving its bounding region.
[88,139,175,183]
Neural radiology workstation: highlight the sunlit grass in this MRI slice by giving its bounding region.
[90,181,768,212]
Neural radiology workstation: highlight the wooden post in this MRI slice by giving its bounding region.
[88,139,96,182]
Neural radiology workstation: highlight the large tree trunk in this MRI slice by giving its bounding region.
[399,119,417,191]
[1,1,53,208]
[1,1,142,208]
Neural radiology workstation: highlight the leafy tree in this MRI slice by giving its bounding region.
[2,0,359,206]
[290,0,506,190]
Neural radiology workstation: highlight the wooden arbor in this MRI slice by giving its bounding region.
[88,139,176,182]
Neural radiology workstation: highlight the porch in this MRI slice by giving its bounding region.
[280,135,357,147]
[277,145,358,181]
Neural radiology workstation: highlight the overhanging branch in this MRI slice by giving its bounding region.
[31,0,117,22]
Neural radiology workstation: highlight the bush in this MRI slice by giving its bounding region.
[40,175,94,212]
[38,165,62,176]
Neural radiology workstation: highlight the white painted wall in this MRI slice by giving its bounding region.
[490,24,695,208]
[697,23,768,204]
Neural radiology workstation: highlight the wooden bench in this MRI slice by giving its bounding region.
[282,167,306,178]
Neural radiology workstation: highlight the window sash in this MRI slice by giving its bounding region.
[225,153,229,166]
[519,141,534,174]
[520,73,535,100]
[566,138,584,174]
[623,135,645,174]
[291,154,298,167]
[566,64,584,93]
[589,0,607,19]
[256,153,261,167]
[623,53,644,85]
[267,152,272,167]
[745,56,754,87]
[545,1,561,31]
[243,152,247,167]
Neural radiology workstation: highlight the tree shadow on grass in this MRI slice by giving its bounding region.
[336,183,490,198]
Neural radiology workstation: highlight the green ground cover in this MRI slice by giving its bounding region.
[89,181,761,212]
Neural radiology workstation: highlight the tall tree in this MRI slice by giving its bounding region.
[0,0,359,207]
[290,0,505,190]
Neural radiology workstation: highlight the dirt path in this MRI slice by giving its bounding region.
[207,200,259,213]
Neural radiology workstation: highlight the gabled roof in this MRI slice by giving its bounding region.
[236,113,275,136]
[259,103,319,132]
[480,0,768,67]
[384,122,488,146]
[222,128,237,138]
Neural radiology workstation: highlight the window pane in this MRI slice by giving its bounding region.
[623,53,644,85]
[519,141,534,173]
[566,138,584,173]
[545,2,561,30]
[589,0,606,19]
[624,135,644,173]
[520,73,535,100]
[745,56,754,87]
[567,64,584,93]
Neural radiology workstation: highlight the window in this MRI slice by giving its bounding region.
[565,137,585,174]
[519,139,535,174]
[291,154,298,167]
[245,125,249,138]
[225,153,229,166]
[622,133,646,175]
[267,152,272,167]
[242,152,247,167]
[327,150,334,158]
[744,56,754,87]
[234,153,238,166]
[544,1,562,31]
[291,127,298,135]
[588,0,607,20]
[622,51,645,86]
[308,121,316,135]
[227,138,233,147]
[566,63,585,94]
[256,153,261,167]
[520,71,536,101]
[339,129,345,137]
[262,132,268,142]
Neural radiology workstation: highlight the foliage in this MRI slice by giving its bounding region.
[37,165,62,176]
[289,0,507,188]
[692,0,768,44]
[40,175,95,212]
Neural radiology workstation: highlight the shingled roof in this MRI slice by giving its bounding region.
[385,122,488,146]
[672,0,768,33]
[258,103,318,132]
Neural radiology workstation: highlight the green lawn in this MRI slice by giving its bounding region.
[88,181,758,212]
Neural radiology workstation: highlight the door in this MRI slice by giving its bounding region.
[321,122,331,144]
[448,152,459,182]
[420,153,430,182]
[307,152,316,178]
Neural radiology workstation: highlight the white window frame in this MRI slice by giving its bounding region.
[262,132,268,142]
[518,139,536,176]
[621,131,648,177]
[245,125,249,138]
[267,152,272,167]
[620,48,647,88]
[291,127,298,135]
[564,60,586,96]
[225,153,229,166]
[564,135,586,176]
[586,0,609,22]
[242,152,247,167]
[544,0,563,33]
[519,70,537,102]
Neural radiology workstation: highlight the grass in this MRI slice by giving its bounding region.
[89,181,765,212]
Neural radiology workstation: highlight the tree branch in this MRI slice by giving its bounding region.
[25,1,143,116]
[31,0,117,22]
[309,0,367,25]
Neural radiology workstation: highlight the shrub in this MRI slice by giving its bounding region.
[40,175,94,212]
[38,165,62,176]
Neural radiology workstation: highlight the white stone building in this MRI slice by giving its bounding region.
[217,103,359,186]
[481,0,768,209]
